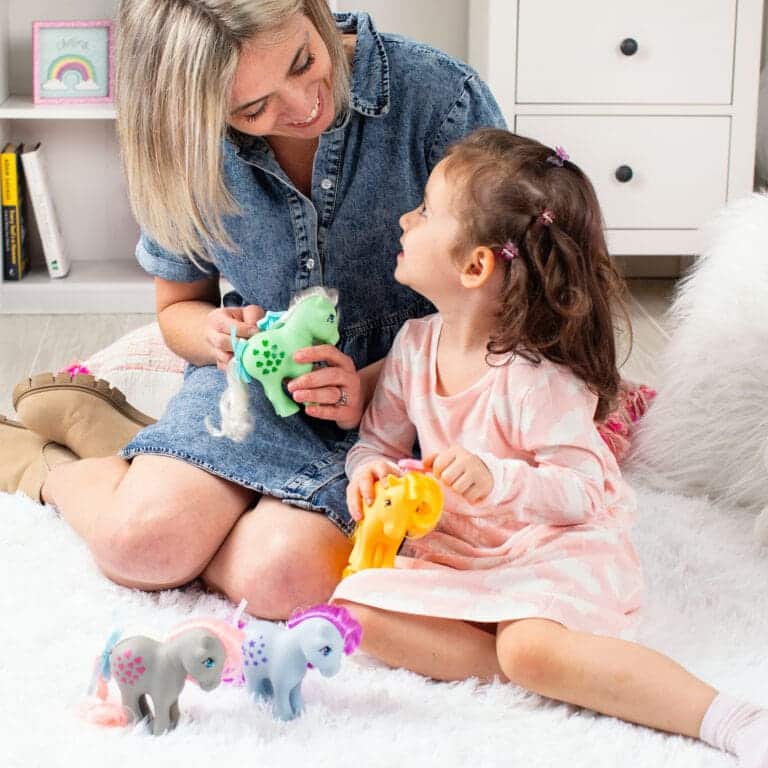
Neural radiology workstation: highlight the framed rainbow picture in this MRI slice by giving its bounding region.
[32,20,114,105]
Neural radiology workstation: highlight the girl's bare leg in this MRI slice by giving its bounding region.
[202,496,354,620]
[334,600,506,683]
[496,618,717,738]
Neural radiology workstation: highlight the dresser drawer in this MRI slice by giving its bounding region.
[514,115,730,229]
[516,0,736,104]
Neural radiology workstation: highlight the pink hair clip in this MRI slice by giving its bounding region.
[498,240,519,260]
[538,208,556,226]
[546,146,569,167]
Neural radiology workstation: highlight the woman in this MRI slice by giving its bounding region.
[2,0,504,617]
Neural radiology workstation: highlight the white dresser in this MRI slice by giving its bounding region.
[468,0,764,256]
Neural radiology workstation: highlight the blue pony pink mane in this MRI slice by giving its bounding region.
[287,604,362,655]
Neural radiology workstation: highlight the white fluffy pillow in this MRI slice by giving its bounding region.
[628,193,768,542]
[82,322,185,420]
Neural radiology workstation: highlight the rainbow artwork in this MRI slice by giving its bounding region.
[33,21,113,104]
[42,55,100,93]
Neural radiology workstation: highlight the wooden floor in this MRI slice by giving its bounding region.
[0,279,676,416]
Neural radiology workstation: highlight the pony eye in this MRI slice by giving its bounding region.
[327,313,335,323]
[384,499,392,506]
[320,645,332,656]
[203,657,215,668]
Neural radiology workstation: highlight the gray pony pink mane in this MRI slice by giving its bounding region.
[287,604,362,655]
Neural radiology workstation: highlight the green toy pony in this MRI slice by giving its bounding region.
[207,288,340,441]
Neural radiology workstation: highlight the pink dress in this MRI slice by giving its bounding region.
[332,314,644,638]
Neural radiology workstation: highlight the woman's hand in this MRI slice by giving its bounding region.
[346,459,401,521]
[423,446,494,504]
[287,345,364,430]
[205,305,265,370]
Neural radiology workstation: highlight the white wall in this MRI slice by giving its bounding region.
[0,1,8,103]
[337,0,469,62]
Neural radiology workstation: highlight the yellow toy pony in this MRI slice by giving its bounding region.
[343,469,443,578]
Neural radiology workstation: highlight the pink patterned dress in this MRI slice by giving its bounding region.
[332,314,644,638]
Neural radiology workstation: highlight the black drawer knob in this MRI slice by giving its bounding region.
[620,38,639,56]
[615,165,634,183]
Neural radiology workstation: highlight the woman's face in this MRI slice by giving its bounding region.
[228,14,336,140]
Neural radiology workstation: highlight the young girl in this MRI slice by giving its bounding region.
[333,129,768,766]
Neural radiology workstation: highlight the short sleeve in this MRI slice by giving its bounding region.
[427,74,507,170]
[135,233,219,282]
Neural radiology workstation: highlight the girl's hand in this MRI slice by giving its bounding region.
[423,446,494,504]
[287,345,364,430]
[205,305,265,370]
[346,459,401,521]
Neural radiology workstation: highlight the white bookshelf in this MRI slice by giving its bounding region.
[0,0,152,314]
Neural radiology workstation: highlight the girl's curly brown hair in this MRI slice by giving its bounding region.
[442,128,631,421]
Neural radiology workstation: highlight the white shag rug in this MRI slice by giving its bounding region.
[1,477,766,768]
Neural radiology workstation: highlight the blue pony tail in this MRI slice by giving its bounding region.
[87,628,123,695]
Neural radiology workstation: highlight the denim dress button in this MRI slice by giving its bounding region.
[306,258,315,270]
[320,178,333,190]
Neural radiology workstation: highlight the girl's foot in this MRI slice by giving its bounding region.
[13,372,154,457]
[700,692,768,767]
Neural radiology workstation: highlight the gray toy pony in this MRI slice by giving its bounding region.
[242,604,362,721]
[84,623,237,735]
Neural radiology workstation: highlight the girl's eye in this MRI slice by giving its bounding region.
[418,203,428,218]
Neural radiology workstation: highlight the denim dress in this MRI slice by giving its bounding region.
[121,12,505,535]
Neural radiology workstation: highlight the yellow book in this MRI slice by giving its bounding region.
[1,142,30,280]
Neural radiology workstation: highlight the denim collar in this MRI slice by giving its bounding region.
[336,12,390,118]
[229,12,390,161]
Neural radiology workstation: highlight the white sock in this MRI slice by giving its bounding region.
[699,692,768,768]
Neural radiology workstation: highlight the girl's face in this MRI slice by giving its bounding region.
[228,14,336,139]
[395,161,467,301]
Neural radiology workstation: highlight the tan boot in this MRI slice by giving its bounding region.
[13,372,156,458]
[0,416,77,502]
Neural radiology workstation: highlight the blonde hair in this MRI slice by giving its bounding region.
[115,0,350,260]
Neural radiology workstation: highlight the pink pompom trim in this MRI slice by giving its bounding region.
[597,383,656,462]
[59,363,92,377]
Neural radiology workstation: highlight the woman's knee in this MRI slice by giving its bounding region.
[92,458,250,589]
[204,498,352,619]
[496,619,566,689]
[91,495,206,588]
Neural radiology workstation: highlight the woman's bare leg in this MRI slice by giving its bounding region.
[333,600,505,682]
[497,618,717,739]
[203,497,354,619]
[45,455,354,617]
[43,455,255,589]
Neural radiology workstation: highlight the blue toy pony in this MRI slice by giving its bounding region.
[241,604,362,721]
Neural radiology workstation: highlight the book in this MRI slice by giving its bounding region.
[21,143,70,279]
[1,142,30,281]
